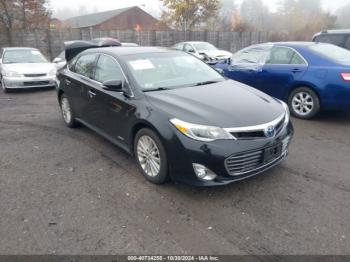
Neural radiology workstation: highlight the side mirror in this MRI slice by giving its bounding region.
[188,49,195,53]
[102,79,123,91]
[53,57,63,63]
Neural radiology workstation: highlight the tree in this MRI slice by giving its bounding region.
[273,0,336,40]
[218,0,237,31]
[0,0,17,45]
[19,0,50,30]
[240,0,270,31]
[0,0,50,44]
[161,0,221,31]
[336,3,350,28]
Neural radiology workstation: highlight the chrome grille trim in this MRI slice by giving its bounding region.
[224,109,288,140]
[24,73,47,77]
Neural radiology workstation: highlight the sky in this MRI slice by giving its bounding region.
[49,0,350,20]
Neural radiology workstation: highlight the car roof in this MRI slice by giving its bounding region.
[2,47,38,51]
[84,46,177,57]
[316,29,350,35]
[251,42,326,49]
[183,41,209,44]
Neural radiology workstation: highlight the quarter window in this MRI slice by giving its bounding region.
[94,55,124,83]
[266,47,306,65]
[73,54,97,78]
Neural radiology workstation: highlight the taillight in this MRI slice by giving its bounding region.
[341,73,350,82]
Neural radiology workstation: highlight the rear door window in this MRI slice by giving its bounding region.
[266,47,306,65]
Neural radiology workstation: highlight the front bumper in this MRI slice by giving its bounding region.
[166,122,294,186]
[3,76,56,89]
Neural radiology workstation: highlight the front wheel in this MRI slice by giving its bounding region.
[288,87,320,119]
[134,128,168,184]
[1,76,8,93]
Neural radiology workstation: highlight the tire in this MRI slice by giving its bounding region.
[134,128,168,185]
[1,76,8,93]
[288,87,320,119]
[59,94,78,128]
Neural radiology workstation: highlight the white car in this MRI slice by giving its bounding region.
[53,51,67,70]
[173,41,232,63]
[0,47,57,92]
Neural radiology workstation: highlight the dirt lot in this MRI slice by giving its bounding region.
[0,88,349,255]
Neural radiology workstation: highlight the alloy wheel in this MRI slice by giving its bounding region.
[137,135,161,177]
[292,91,314,116]
[61,97,72,124]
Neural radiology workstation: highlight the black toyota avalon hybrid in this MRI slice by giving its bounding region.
[57,45,293,186]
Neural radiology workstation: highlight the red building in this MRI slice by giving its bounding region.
[64,6,167,31]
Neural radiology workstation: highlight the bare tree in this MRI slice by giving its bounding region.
[0,0,17,44]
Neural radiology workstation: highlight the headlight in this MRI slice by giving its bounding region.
[48,69,57,76]
[4,71,23,78]
[280,101,290,124]
[170,118,235,142]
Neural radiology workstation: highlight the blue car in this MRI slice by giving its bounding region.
[214,42,350,119]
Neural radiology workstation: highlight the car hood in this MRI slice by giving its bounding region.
[200,50,232,59]
[146,80,285,128]
[2,63,55,74]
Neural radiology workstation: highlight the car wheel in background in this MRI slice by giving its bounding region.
[288,87,320,119]
[134,128,168,184]
[59,94,78,128]
[1,76,8,93]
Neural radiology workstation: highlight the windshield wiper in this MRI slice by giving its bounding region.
[193,80,221,86]
[143,87,171,92]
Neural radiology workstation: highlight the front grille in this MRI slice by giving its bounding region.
[23,81,50,86]
[231,131,265,139]
[24,74,46,77]
[228,114,286,140]
[225,143,285,176]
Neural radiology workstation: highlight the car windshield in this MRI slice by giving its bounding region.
[309,44,350,65]
[2,49,48,64]
[123,52,224,91]
[192,43,217,52]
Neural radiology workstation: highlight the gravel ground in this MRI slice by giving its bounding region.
[0,88,349,255]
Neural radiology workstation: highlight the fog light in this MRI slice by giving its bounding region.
[193,164,217,181]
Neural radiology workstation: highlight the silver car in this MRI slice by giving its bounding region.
[0,47,57,92]
[173,41,232,63]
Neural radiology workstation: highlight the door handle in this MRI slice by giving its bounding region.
[65,79,71,85]
[291,68,302,73]
[88,90,96,98]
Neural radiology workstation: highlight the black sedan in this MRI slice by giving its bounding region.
[57,46,293,186]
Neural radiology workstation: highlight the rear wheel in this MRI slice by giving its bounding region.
[59,94,78,128]
[134,128,168,184]
[288,87,320,119]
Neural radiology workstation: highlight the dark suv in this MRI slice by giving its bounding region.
[313,30,350,50]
